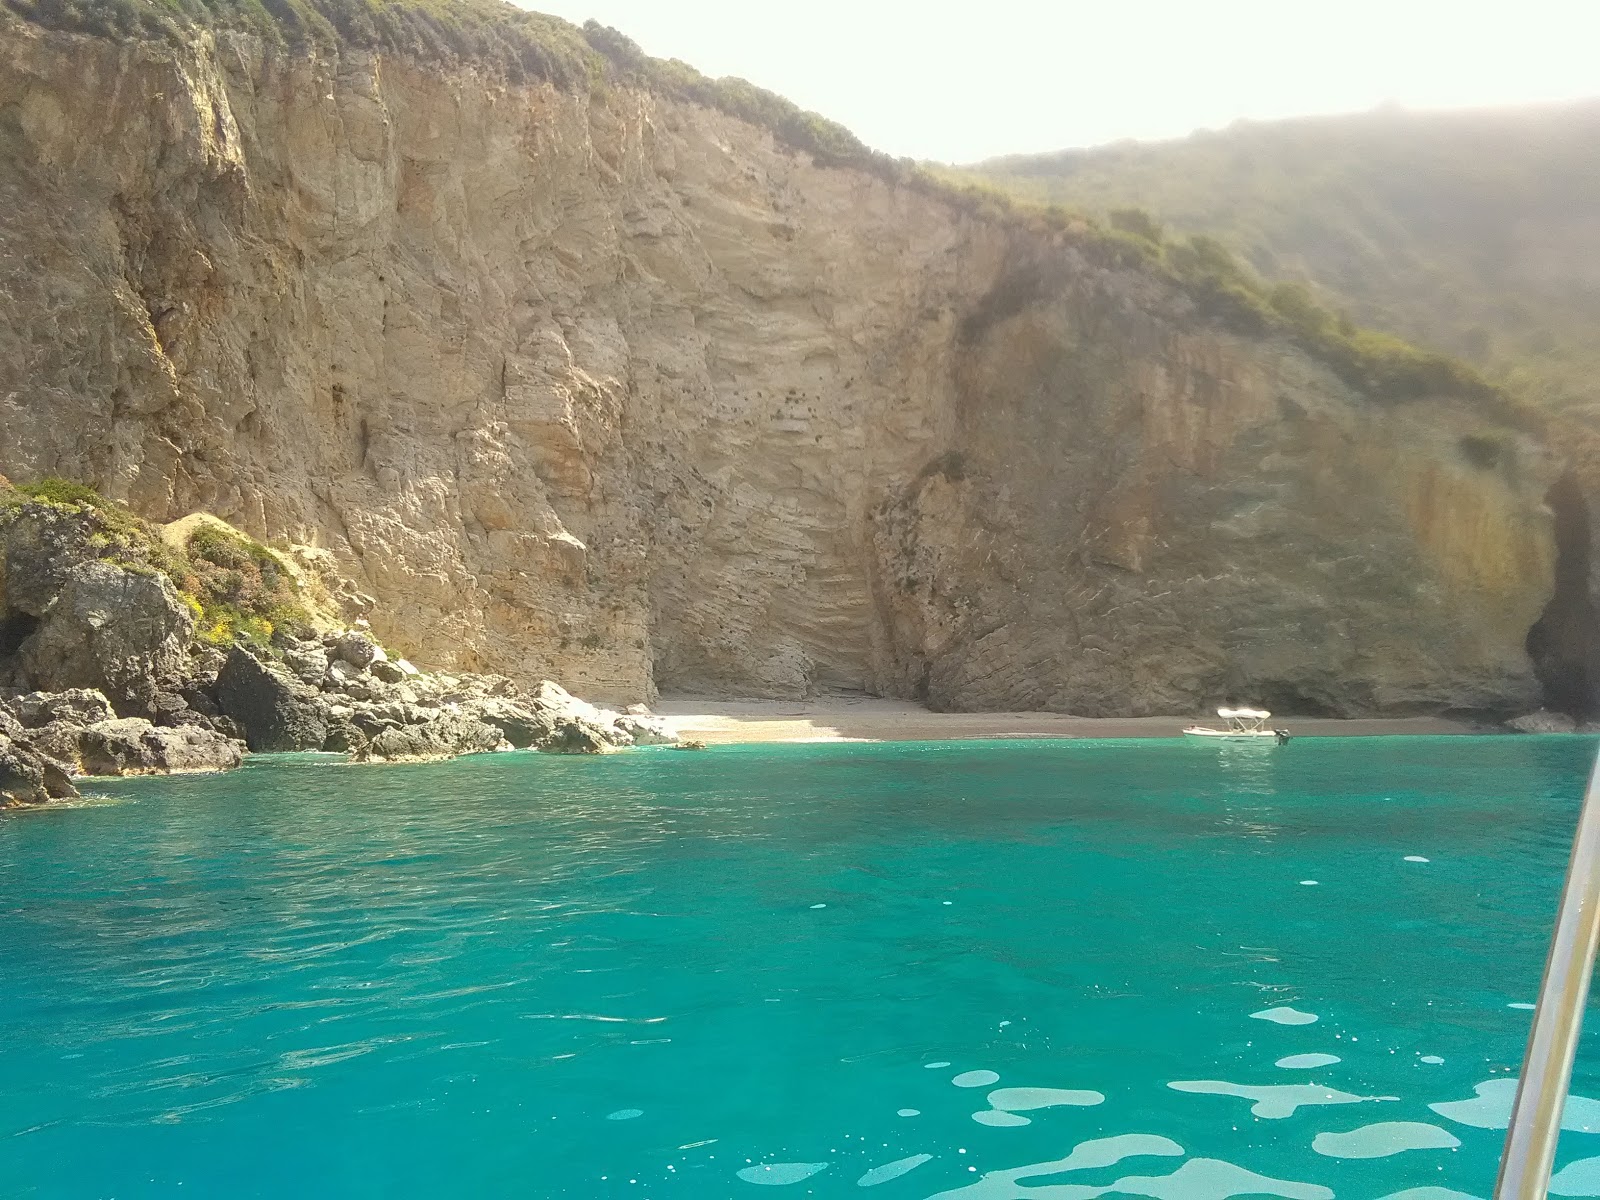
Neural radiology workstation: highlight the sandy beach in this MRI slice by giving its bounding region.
[652,695,1482,744]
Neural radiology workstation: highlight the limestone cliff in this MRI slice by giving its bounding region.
[0,22,1562,715]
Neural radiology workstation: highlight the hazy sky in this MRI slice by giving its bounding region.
[525,0,1600,162]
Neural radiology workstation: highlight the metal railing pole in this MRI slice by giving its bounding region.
[1495,744,1600,1200]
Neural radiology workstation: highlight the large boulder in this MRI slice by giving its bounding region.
[9,687,115,729]
[540,717,617,754]
[370,658,408,683]
[0,736,49,805]
[528,680,646,747]
[456,696,557,748]
[16,561,194,717]
[280,640,330,686]
[331,630,384,670]
[352,710,503,762]
[0,734,77,806]
[79,718,243,776]
[614,714,678,746]
[214,648,329,751]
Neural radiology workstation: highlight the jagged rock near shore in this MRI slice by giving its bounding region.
[614,714,679,747]
[0,683,244,805]
[0,478,677,804]
[1507,709,1580,734]
[0,738,71,807]
[215,649,330,753]
[0,20,1577,720]
[210,626,677,764]
[539,718,616,755]
[451,695,555,749]
[351,710,504,763]
[78,718,243,776]
[19,560,195,718]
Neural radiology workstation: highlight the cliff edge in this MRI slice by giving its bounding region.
[0,16,1563,716]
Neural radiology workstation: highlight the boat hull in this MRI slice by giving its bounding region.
[1182,727,1279,739]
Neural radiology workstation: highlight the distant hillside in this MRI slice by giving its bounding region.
[950,102,1600,415]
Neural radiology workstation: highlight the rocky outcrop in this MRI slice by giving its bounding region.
[214,648,330,752]
[0,502,199,717]
[211,626,676,763]
[1508,709,1580,734]
[10,688,116,728]
[78,718,242,775]
[0,685,243,805]
[352,710,503,763]
[0,737,75,807]
[0,23,1570,717]
[19,561,195,717]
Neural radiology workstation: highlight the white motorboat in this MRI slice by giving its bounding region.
[1183,707,1290,742]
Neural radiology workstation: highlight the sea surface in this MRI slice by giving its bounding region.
[2,736,1598,1199]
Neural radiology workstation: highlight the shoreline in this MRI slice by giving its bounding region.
[653,696,1488,745]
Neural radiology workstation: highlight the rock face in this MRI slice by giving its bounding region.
[19,561,195,716]
[0,505,198,715]
[214,649,329,752]
[78,718,243,775]
[0,24,1566,716]
[0,685,243,805]
[211,628,675,762]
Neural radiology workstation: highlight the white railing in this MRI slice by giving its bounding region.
[1496,745,1600,1198]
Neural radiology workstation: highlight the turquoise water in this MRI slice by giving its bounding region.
[2,736,1598,1199]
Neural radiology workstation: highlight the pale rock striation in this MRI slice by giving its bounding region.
[0,25,1565,716]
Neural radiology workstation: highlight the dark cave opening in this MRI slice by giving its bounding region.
[1526,473,1600,717]
[0,609,38,659]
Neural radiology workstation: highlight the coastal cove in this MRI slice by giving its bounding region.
[2,5,1600,1199]
[4,735,1598,1198]
[653,697,1486,744]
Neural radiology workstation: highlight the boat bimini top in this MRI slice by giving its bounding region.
[1215,707,1271,725]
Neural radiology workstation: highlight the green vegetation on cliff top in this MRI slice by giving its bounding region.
[0,0,1523,420]
[0,478,312,648]
[947,103,1600,418]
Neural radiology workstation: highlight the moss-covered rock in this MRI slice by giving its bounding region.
[0,480,315,665]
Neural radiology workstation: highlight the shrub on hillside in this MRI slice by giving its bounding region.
[184,523,312,646]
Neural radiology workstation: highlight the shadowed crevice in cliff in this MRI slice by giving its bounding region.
[1526,473,1600,716]
[0,609,38,660]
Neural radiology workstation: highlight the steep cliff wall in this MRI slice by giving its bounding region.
[0,24,1560,714]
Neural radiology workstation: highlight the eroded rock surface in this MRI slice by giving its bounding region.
[79,718,243,775]
[0,685,241,805]
[19,561,195,717]
[0,25,1566,717]
[215,649,329,752]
